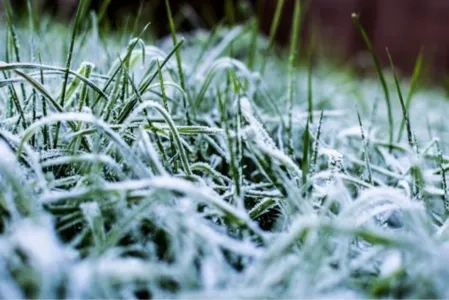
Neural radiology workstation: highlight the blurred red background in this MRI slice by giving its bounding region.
[262,0,448,77]
[5,0,449,78]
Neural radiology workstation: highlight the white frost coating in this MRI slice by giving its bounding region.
[80,106,93,114]
[336,125,366,140]
[380,251,402,277]
[196,26,244,75]
[96,258,150,281]
[40,153,124,177]
[201,255,220,290]
[8,217,76,298]
[13,218,68,268]
[241,97,277,151]
[319,147,343,160]
[80,202,101,220]
[184,216,262,257]
[67,261,93,299]
[320,147,344,173]
[4,22,449,299]
[149,176,251,223]
[340,187,424,221]
[0,140,16,165]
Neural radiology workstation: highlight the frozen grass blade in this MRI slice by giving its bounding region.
[0,62,110,103]
[116,59,169,165]
[80,202,106,253]
[19,113,151,178]
[0,66,26,131]
[307,44,314,123]
[164,0,187,95]
[54,0,90,148]
[357,108,373,184]
[138,128,167,176]
[397,49,423,142]
[157,60,169,112]
[436,141,449,215]
[352,13,393,151]
[3,0,27,104]
[302,119,310,185]
[218,90,241,199]
[122,100,192,176]
[92,23,150,109]
[0,140,36,217]
[99,190,157,254]
[230,71,244,200]
[137,39,185,96]
[386,48,414,150]
[311,110,324,174]
[11,69,91,152]
[286,0,301,156]
[78,62,94,110]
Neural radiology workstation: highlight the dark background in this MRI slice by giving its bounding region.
[5,0,449,79]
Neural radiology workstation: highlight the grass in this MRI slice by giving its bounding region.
[2,3,449,299]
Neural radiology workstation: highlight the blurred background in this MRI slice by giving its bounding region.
[3,0,449,80]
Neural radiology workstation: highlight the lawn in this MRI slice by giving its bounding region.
[1,0,449,299]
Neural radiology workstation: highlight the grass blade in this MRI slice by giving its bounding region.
[352,13,393,151]
[164,0,188,120]
[54,0,90,148]
[286,0,301,156]
[302,119,310,185]
[397,49,423,142]
[357,108,373,184]
[386,48,414,150]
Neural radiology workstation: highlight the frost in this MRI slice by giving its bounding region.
[1,17,449,299]
[380,251,402,277]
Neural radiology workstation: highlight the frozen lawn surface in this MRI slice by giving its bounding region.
[2,7,449,299]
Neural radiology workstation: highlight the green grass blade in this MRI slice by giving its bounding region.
[357,108,373,184]
[302,119,310,185]
[3,0,27,103]
[164,0,186,93]
[436,141,449,215]
[307,41,314,123]
[352,13,393,152]
[98,0,112,23]
[311,110,324,174]
[397,49,423,142]
[54,0,90,148]
[386,48,414,150]
[286,0,301,156]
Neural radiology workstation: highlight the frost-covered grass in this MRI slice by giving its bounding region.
[3,1,449,299]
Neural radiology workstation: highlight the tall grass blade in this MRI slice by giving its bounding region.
[357,108,373,184]
[286,0,301,156]
[386,48,414,150]
[397,49,423,142]
[164,0,186,93]
[352,13,393,151]
[54,0,90,148]
[302,119,310,185]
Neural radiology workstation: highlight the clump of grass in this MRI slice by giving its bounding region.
[2,3,449,299]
